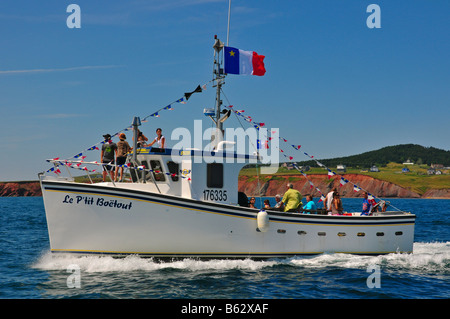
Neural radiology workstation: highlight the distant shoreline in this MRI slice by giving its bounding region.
[1,176,449,198]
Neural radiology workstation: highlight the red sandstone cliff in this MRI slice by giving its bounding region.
[0,176,448,198]
[0,181,42,197]
[238,174,447,198]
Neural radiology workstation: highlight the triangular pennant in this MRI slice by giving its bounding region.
[327,169,336,179]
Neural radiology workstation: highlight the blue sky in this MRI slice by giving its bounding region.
[1,0,449,181]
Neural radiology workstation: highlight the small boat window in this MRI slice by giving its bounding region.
[277,229,286,234]
[207,163,223,188]
[357,232,365,237]
[297,231,307,235]
[166,161,179,182]
[337,232,346,237]
[150,160,166,181]
[376,232,385,237]
[318,232,326,236]
[395,231,403,236]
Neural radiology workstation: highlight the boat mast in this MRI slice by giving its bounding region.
[210,2,232,150]
[211,35,231,150]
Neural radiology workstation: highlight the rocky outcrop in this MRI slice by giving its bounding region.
[238,174,446,198]
[421,188,450,199]
[0,181,42,197]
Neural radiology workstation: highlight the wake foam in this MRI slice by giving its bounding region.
[32,242,449,274]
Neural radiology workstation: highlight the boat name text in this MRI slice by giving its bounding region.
[62,195,133,210]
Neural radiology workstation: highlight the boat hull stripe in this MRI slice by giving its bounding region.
[50,249,406,257]
[42,182,416,226]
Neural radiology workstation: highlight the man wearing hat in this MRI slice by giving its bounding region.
[101,134,117,182]
[115,133,132,182]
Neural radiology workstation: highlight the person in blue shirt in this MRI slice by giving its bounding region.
[302,194,317,214]
[361,192,372,215]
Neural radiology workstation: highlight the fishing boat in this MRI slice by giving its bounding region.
[39,36,415,259]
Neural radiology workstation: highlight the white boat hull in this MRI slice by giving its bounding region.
[41,180,415,258]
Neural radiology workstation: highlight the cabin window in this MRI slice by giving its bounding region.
[167,161,179,182]
[207,163,223,188]
[376,232,385,237]
[298,231,307,235]
[337,232,346,237]
[150,160,166,181]
[357,232,365,237]
[318,232,326,236]
[395,231,403,236]
[277,229,286,234]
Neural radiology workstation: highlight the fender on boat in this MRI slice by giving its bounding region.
[257,209,269,232]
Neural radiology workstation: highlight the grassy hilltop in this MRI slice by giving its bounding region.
[240,144,450,195]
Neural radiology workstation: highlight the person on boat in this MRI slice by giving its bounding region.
[324,187,337,213]
[263,199,271,209]
[361,192,372,215]
[282,183,303,212]
[101,134,117,182]
[331,192,344,215]
[115,133,132,182]
[249,197,256,209]
[136,129,148,147]
[302,194,317,213]
[273,194,285,211]
[148,128,165,149]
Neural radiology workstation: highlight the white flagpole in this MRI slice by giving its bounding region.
[227,0,231,46]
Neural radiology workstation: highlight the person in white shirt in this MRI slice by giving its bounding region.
[148,128,165,149]
[324,187,337,213]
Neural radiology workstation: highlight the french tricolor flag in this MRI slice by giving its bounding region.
[224,46,266,76]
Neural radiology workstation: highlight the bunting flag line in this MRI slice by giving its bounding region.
[221,102,399,210]
[45,159,192,180]
[46,80,212,175]
[290,163,325,202]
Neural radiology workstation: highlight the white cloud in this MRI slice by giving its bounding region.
[37,114,87,119]
[0,65,123,75]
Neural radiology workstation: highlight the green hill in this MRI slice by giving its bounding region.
[296,144,450,168]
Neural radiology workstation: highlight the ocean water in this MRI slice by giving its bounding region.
[0,197,448,304]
